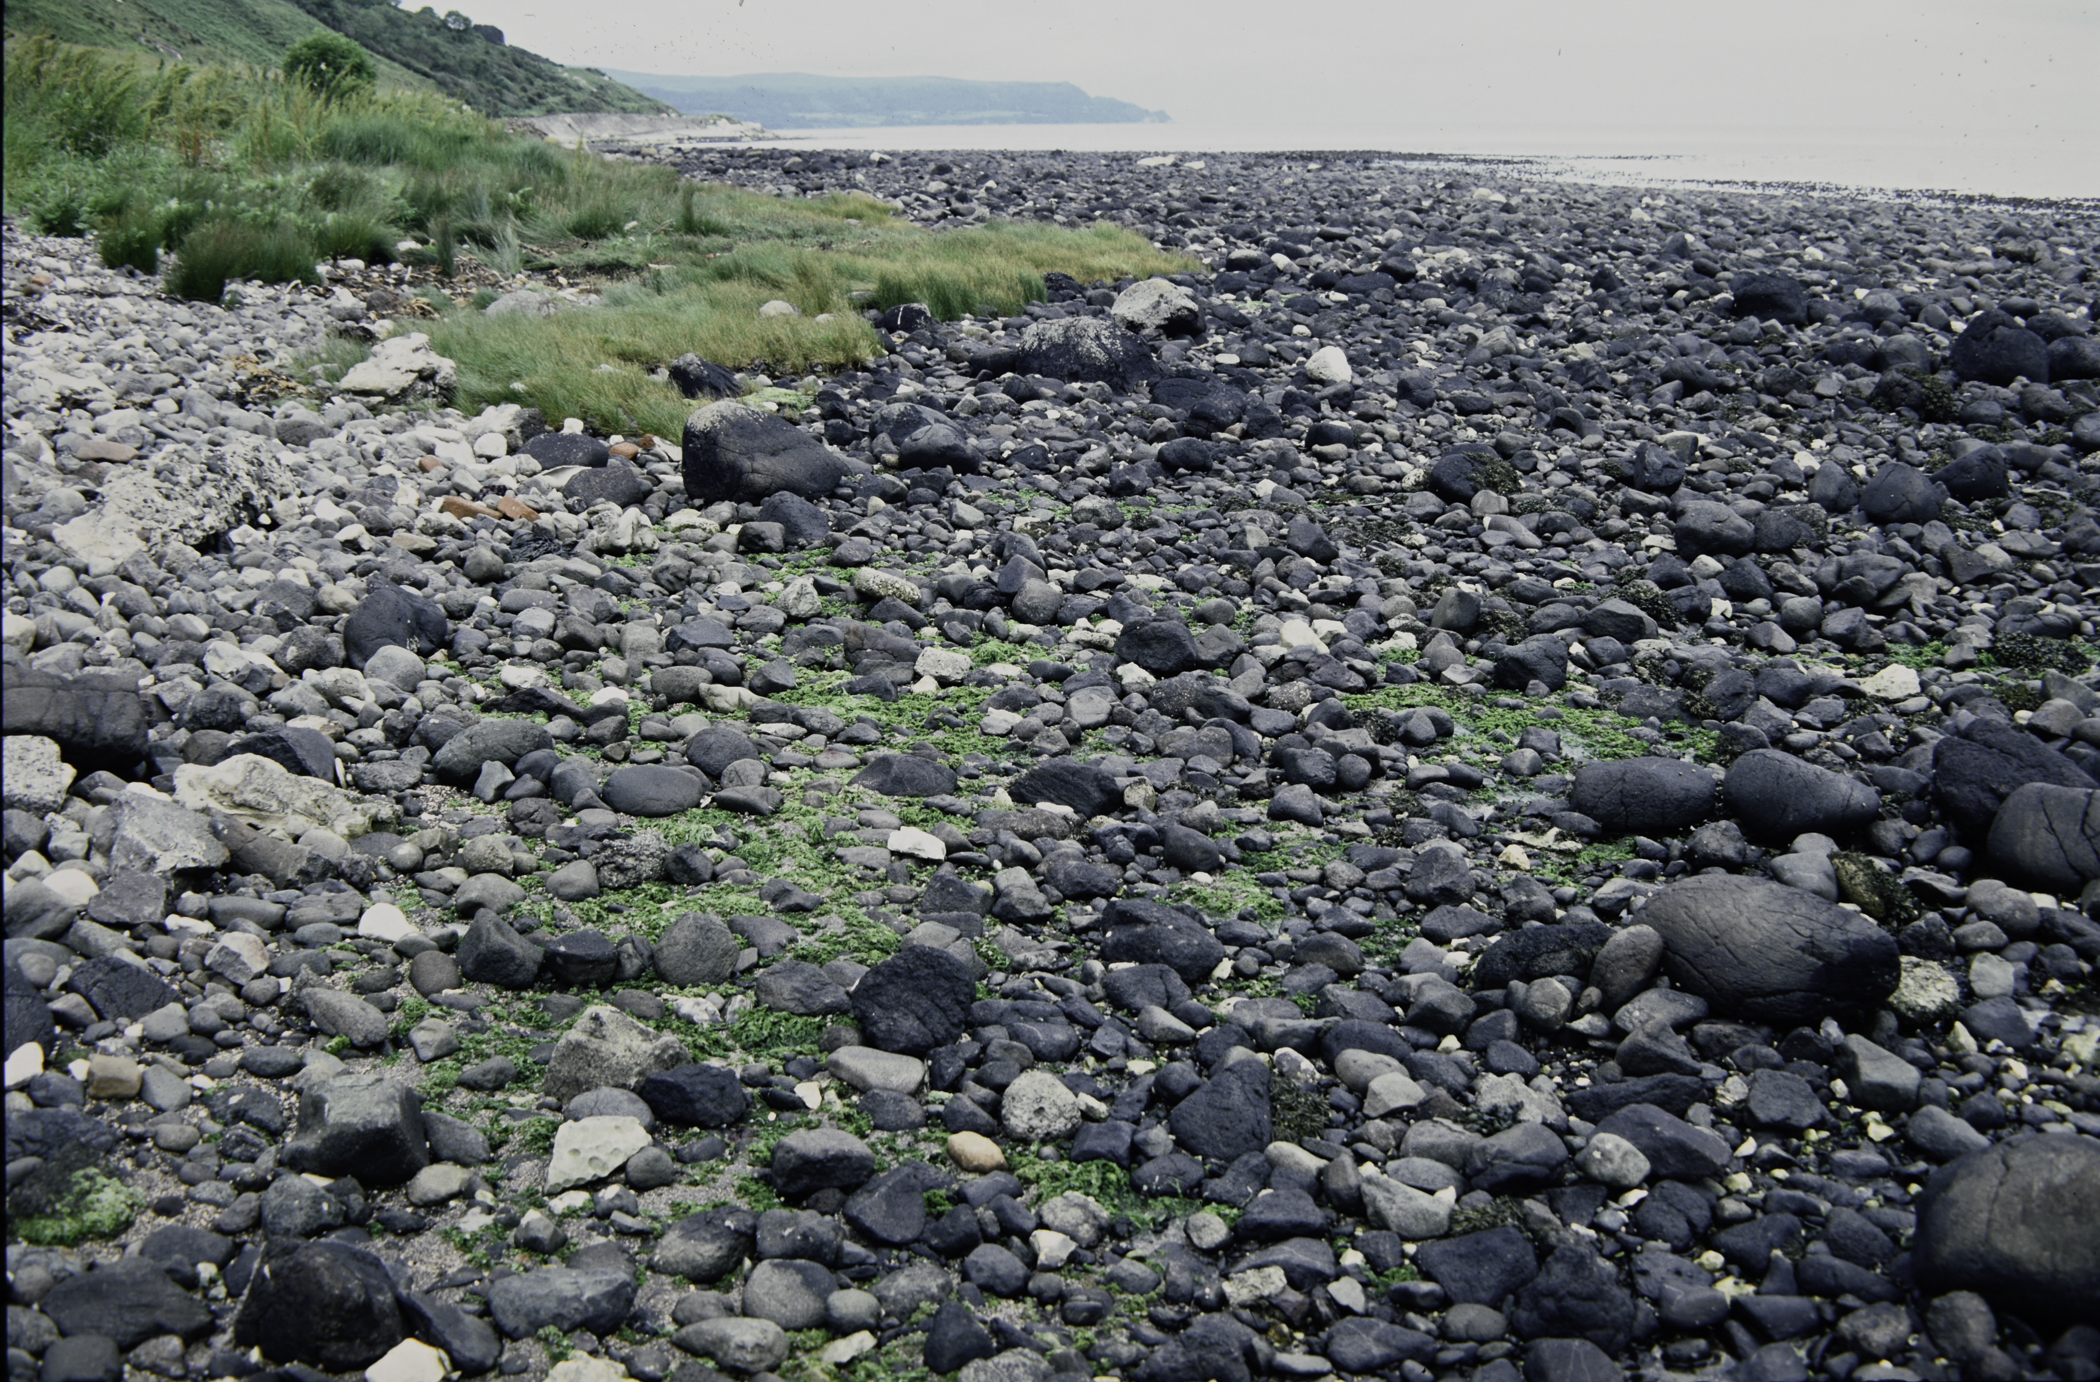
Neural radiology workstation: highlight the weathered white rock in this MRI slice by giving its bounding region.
[545,1115,653,1192]
[2,736,73,813]
[1304,345,1354,384]
[1000,1068,1082,1140]
[174,754,394,840]
[339,332,457,402]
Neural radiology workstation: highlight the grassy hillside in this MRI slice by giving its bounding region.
[3,0,425,88]
[285,0,670,117]
[1,0,671,116]
[606,70,1168,128]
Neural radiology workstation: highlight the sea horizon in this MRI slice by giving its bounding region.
[737,116,2099,208]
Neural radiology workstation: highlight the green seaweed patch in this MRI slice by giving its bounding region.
[1993,632,2092,675]
[11,1165,143,1246]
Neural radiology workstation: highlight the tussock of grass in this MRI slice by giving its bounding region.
[431,216,1191,435]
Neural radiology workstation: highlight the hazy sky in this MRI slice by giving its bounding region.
[466,0,2099,192]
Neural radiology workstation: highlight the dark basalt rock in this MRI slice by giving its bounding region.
[1637,873,1899,1024]
[682,401,848,503]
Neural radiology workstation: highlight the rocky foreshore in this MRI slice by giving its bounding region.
[6,150,2100,1382]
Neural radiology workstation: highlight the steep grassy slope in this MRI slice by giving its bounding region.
[3,0,424,88]
[285,0,671,116]
[1,0,671,116]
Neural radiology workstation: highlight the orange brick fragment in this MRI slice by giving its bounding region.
[439,496,498,519]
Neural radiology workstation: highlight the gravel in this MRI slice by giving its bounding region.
[6,149,2100,1382]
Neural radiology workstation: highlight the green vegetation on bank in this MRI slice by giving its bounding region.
[5,36,603,295]
[430,214,1193,435]
[3,0,667,115]
[6,35,1194,427]
[282,0,669,117]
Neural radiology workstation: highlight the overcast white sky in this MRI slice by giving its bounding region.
[467,0,2099,193]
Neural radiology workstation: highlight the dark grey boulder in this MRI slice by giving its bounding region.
[1169,1056,1271,1161]
[685,725,763,778]
[65,955,175,1021]
[40,1260,214,1351]
[431,720,552,780]
[1593,1102,1731,1179]
[37,1336,120,1382]
[600,764,706,817]
[769,1128,877,1197]
[1722,750,1880,840]
[1009,758,1123,818]
[280,1072,431,1184]
[1619,441,1685,493]
[1937,446,2010,501]
[1472,922,1612,989]
[1568,758,1715,837]
[655,913,739,987]
[1415,1226,1539,1306]
[1729,272,1810,326]
[400,1292,501,1376]
[1117,619,1200,676]
[667,354,739,399]
[1522,1338,1622,1382]
[1466,1121,1571,1192]
[1672,502,1754,558]
[229,726,338,781]
[1914,1134,2100,1322]
[456,911,544,988]
[1493,635,1569,692]
[653,1206,756,1283]
[851,754,958,798]
[6,876,76,942]
[1934,719,2096,837]
[1508,1245,1639,1353]
[486,1267,635,1338]
[757,491,830,545]
[1158,436,1216,472]
[682,401,847,503]
[523,432,610,467]
[232,1240,405,1371]
[1637,873,1898,1024]
[1323,1319,1436,1373]
[1,667,148,775]
[1951,310,2050,385]
[2048,334,2100,381]
[1016,316,1160,389]
[541,929,618,987]
[851,945,975,1054]
[1810,459,1861,512]
[562,458,651,509]
[1100,898,1225,986]
[1987,783,2100,892]
[639,1064,750,1127]
[342,578,449,668]
[875,402,979,472]
[5,964,52,1061]
[753,960,850,1016]
[1860,461,1946,524]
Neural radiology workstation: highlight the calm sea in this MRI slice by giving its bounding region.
[744,117,2098,206]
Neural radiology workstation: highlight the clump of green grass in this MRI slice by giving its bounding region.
[167,218,322,300]
[430,217,1192,435]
